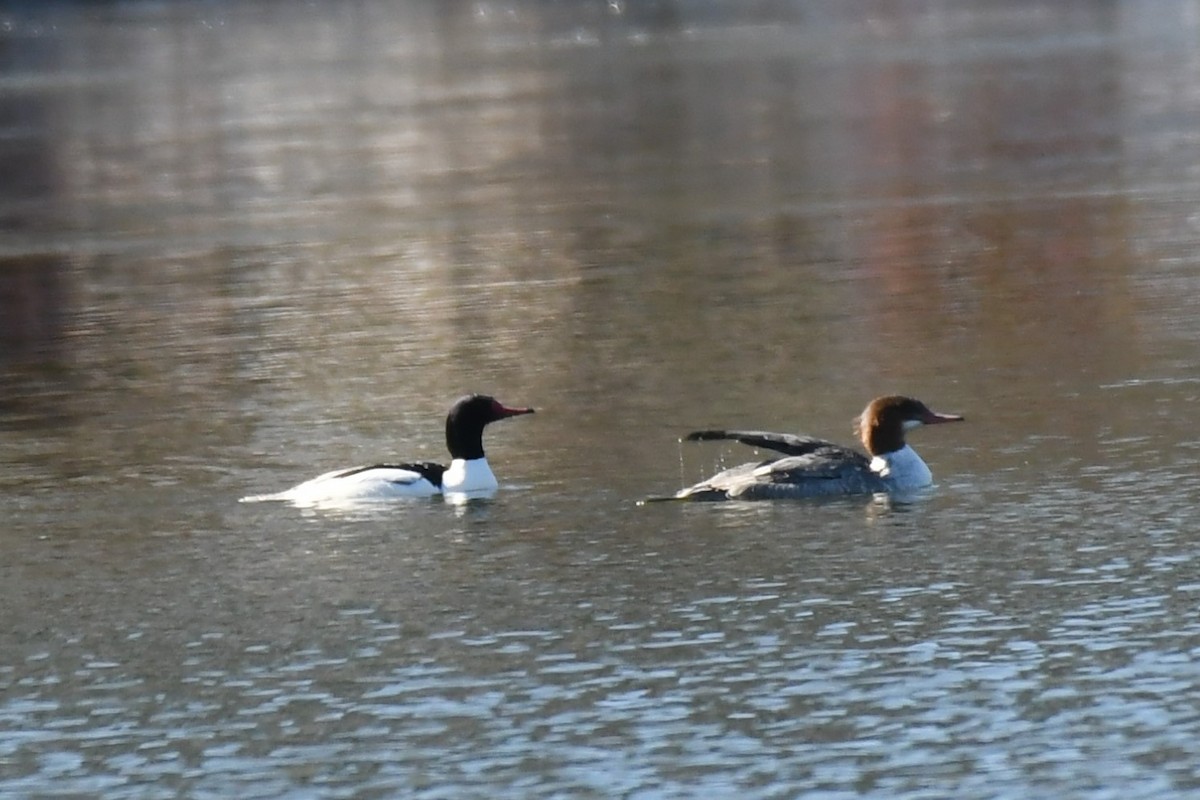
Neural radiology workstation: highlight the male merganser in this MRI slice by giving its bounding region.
[659,395,963,501]
[241,394,534,505]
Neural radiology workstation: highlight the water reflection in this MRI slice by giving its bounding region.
[4,1,1200,798]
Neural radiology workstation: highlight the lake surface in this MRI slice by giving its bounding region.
[4,1,1200,797]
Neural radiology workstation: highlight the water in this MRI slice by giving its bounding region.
[4,1,1200,797]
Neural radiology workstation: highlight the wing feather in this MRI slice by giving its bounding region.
[685,429,838,457]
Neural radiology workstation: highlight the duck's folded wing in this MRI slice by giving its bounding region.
[685,430,837,457]
[331,462,446,486]
[750,448,873,482]
[722,448,883,499]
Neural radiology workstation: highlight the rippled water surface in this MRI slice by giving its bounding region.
[4,1,1200,797]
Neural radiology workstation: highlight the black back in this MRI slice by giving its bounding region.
[331,462,446,487]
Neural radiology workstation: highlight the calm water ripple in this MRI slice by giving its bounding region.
[5,1,1200,798]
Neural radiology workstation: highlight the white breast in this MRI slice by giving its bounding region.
[441,457,499,502]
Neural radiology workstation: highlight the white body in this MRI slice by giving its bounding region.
[240,466,438,507]
[869,445,933,490]
[240,458,500,507]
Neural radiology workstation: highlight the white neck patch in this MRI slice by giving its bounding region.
[442,457,499,497]
[869,445,933,489]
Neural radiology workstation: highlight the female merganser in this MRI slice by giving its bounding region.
[241,393,534,505]
[660,395,962,501]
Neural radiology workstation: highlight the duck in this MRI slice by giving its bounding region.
[659,395,962,501]
[241,393,534,506]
